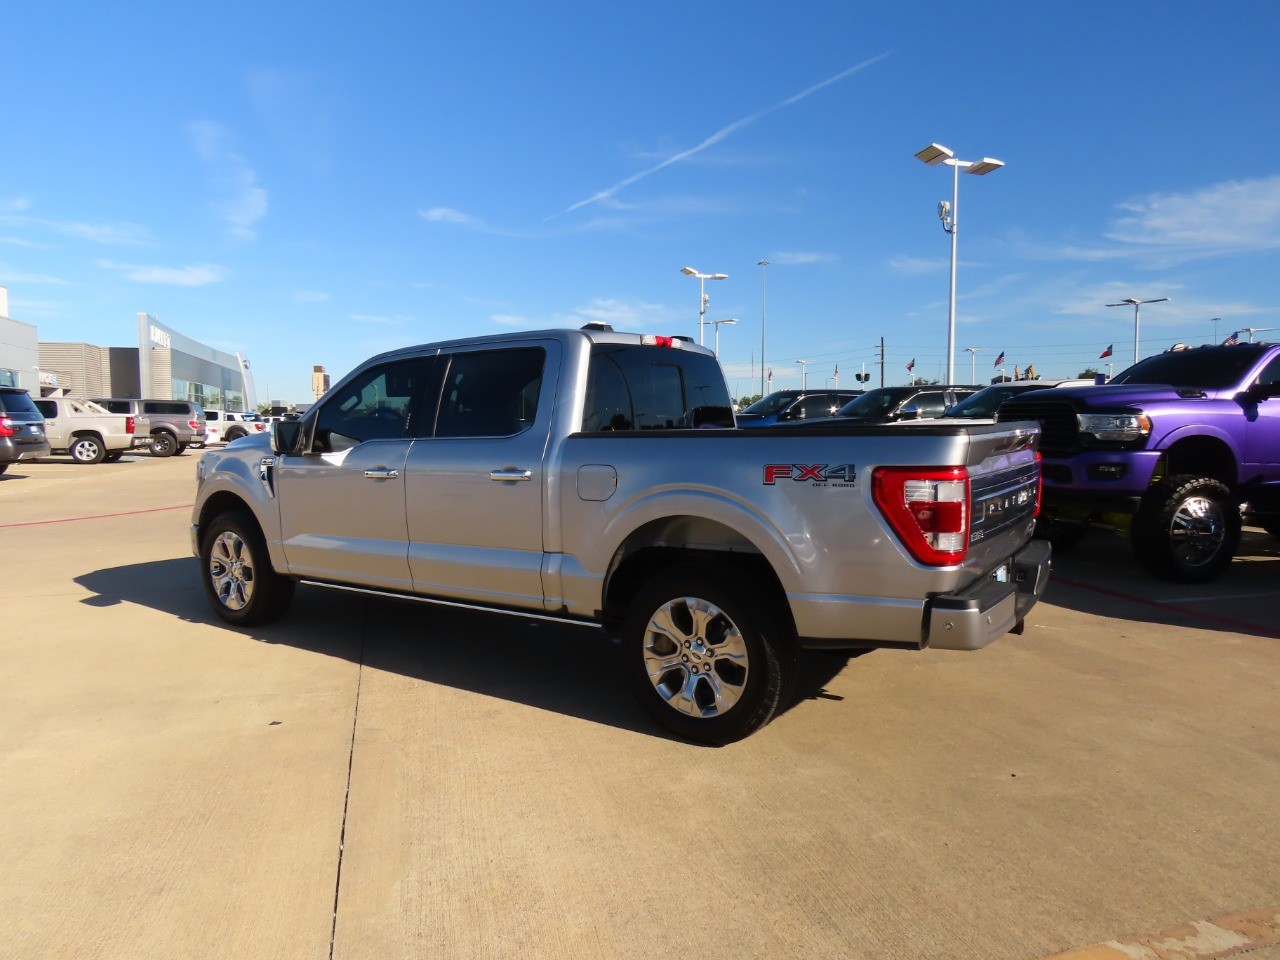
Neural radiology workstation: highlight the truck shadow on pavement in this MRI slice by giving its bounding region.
[1043,528,1280,641]
[75,558,857,743]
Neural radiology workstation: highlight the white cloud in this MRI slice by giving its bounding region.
[1108,176,1280,251]
[0,214,149,245]
[558,53,892,216]
[420,207,481,226]
[569,298,674,327]
[889,255,947,275]
[0,236,51,249]
[769,251,837,266]
[3,197,32,212]
[188,120,268,239]
[0,264,71,285]
[491,314,529,326]
[292,290,331,303]
[98,260,228,286]
[349,313,410,326]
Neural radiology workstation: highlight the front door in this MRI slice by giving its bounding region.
[404,343,557,611]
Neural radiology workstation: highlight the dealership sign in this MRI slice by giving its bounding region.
[149,325,172,349]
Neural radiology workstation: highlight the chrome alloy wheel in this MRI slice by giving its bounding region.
[209,530,255,611]
[642,597,750,718]
[1168,495,1227,568]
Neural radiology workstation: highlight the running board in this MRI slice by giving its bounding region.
[297,579,604,630]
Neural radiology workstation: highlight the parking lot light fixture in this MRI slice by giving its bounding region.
[680,266,729,346]
[795,359,808,389]
[709,318,738,357]
[963,347,986,384]
[1106,297,1171,364]
[916,143,1005,383]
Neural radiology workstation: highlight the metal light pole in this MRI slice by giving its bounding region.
[1241,327,1277,342]
[680,266,728,346]
[757,259,770,394]
[1211,317,1221,344]
[1106,297,1171,365]
[915,143,1005,384]
[709,318,738,356]
[795,359,807,390]
[962,346,986,384]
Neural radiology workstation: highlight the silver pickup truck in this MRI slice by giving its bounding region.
[191,327,1050,743]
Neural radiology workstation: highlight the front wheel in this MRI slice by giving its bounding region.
[102,451,124,463]
[624,565,795,745]
[200,511,296,626]
[1132,474,1241,583]
[70,434,106,464]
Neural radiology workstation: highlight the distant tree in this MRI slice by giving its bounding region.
[914,378,941,385]
[1077,366,1100,380]
[736,394,762,408]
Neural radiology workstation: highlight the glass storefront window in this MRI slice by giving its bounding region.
[0,369,17,388]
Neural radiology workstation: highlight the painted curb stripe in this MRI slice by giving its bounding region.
[1053,576,1280,639]
[1038,903,1280,959]
[0,504,194,529]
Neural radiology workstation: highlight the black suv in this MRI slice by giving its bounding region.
[736,389,863,427]
[0,387,51,474]
[832,385,979,423]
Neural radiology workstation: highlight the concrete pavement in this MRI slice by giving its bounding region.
[1,452,1276,960]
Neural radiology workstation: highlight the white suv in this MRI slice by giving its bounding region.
[204,410,267,444]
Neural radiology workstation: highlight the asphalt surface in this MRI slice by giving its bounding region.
[1,452,1277,960]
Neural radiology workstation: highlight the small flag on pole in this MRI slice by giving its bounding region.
[906,358,915,372]
[1222,331,1241,346]
[1100,343,1113,359]
[833,363,839,378]
[993,350,1006,367]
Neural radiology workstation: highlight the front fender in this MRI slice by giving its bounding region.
[192,449,285,570]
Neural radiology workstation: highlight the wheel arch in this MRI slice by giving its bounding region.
[1160,432,1237,487]
[600,515,793,634]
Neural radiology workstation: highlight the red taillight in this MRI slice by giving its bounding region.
[0,416,14,439]
[1033,451,1043,519]
[872,466,970,566]
[640,334,682,348]
[188,419,200,431]
[125,416,135,434]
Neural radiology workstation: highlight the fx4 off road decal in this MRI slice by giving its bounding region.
[763,464,857,487]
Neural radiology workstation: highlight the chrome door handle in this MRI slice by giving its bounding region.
[364,468,400,479]
[489,468,533,482]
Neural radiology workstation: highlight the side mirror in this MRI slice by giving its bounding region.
[898,404,923,421]
[271,419,305,455]
[1247,382,1280,402]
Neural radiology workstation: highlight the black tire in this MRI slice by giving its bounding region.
[1132,474,1241,583]
[102,451,124,463]
[199,510,296,626]
[224,428,247,442]
[623,564,795,745]
[176,443,189,455]
[69,434,106,464]
[0,463,8,475]
[1255,518,1280,539]
[151,432,178,457]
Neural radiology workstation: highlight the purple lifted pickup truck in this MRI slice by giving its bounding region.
[997,342,1280,583]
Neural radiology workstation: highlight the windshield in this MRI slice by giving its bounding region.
[945,384,1051,418]
[1110,344,1268,390]
[836,388,913,418]
[740,392,797,416]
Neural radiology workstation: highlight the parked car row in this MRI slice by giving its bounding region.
[0,388,266,472]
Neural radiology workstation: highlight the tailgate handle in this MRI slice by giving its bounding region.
[490,468,533,482]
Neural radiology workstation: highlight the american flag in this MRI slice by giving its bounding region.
[906,358,915,372]
[1222,331,1241,346]
[993,350,1006,367]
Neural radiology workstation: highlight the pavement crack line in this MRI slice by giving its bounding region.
[328,607,367,960]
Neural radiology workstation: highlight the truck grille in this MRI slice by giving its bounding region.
[969,461,1040,545]
[997,399,1080,456]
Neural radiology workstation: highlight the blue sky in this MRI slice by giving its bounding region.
[3,1,1279,403]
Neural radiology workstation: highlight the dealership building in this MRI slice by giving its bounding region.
[0,289,255,412]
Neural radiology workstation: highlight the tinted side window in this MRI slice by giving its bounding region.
[98,400,130,414]
[793,394,839,419]
[1257,354,1280,387]
[435,348,544,439]
[912,392,948,417]
[583,345,732,431]
[314,358,436,452]
[144,402,187,415]
[34,400,56,418]
[206,411,221,421]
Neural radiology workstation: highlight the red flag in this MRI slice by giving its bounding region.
[906,358,915,372]
[1100,343,1113,359]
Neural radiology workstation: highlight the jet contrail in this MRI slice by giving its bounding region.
[557,52,892,217]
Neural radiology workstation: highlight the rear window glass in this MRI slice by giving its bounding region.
[97,400,131,414]
[583,344,733,431]
[144,401,188,415]
[0,391,40,415]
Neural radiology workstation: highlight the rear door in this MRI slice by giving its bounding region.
[276,356,440,591]
[404,342,558,610]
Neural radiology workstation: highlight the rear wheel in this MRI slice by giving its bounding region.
[0,463,8,475]
[1132,475,1240,583]
[151,432,178,457]
[624,565,795,745]
[176,443,189,455]
[70,434,106,464]
[200,510,295,626]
